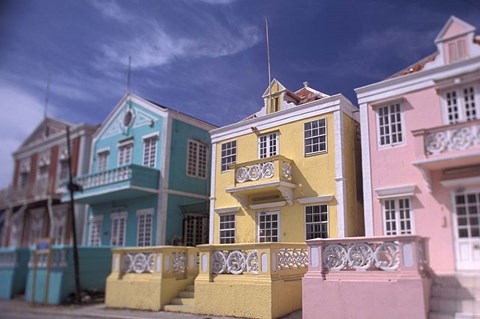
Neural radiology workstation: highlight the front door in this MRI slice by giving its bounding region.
[183,215,208,246]
[453,190,480,270]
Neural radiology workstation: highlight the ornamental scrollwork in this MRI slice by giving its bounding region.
[282,162,292,179]
[347,243,374,271]
[276,248,308,270]
[263,162,274,179]
[246,250,259,274]
[172,252,186,273]
[323,244,348,271]
[122,254,133,273]
[211,250,259,275]
[374,242,399,271]
[211,251,227,274]
[425,124,479,155]
[236,167,248,183]
[249,164,262,181]
[132,253,147,273]
[226,251,246,274]
[235,161,275,183]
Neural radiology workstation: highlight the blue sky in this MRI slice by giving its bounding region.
[1,0,480,187]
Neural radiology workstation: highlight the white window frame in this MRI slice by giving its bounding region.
[111,210,127,246]
[382,197,414,236]
[256,210,280,243]
[96,150,110,172]
[52,207,67,246]
[28,209,45,247]
[186,139,208,179]
[304,118,327,156]
[453,190,480,239]
[142,135,158,168]
[18,158,30,189]
[137,208,153,247]
[258,132,279,159]
[304,205,329,240]
[118,141,133,167]
[441,83,480,124]
[376,102,405,148]
[447,38,468,63]
[89,215,103,247]
[219,214,236,244]
[220,140,237,172]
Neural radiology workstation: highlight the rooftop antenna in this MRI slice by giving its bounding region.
[126,56,132,94]
[266,18,272,111]
[44,72,51,120]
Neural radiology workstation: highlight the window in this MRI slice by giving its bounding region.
[305,205,328,240]
[111,210,127,246]
[258,132,278,158]
[455,192,480,238]
[219,214,235,244]
[304,119,327,155]
[37,164,49,184]
[137,209,153,247]
[443,85,479,124]
[52,207,67,245]
[184,215,209,246]
[257,210,279,242]
[118,143,133,166]
[448,39,467,63]
[221,141,236,172]
[18,159,30,189]
[143,136,158,168]
[187,140,208,178]
[28,210,45,246]
[383,198,413,235]
[19,171,28,189]
[58,159,69,185]
[89,216,103,246]
[377,103,404,147]
[97,150,109,172]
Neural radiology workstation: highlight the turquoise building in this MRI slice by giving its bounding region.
[70,93,215,248]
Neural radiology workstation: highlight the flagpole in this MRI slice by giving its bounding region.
[266,18,272,112]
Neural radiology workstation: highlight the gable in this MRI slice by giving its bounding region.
[262,79,287,98]
[435,16,475,43]
[20,118,70,148]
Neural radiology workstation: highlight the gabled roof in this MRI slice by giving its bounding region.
[19,117,73,149]
[435,15,476,43]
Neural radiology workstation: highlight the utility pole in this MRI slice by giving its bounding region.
[66,126,82,304]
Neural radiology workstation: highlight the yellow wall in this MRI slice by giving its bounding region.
[213,112,346,244]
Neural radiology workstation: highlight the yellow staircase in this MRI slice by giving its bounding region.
[163,284,196,314]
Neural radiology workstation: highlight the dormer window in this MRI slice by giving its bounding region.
[447,38,468,63]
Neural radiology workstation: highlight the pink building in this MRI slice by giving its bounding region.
[304,16,479,319]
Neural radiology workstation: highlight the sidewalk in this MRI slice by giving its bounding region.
[0,299,302,319]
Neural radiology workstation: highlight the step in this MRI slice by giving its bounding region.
[430,297,480,314]
[164,304,196,314]
[178,290,195,298]
[185,285,195,292]
[170,297,195,306]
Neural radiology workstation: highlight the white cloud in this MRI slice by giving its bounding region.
[0,83,50,188]
[90,0,134,23]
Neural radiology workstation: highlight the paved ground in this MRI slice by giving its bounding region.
[0,299,302,319]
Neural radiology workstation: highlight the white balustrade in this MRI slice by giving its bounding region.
[424,121,480,155]
[75,166,132,190]
[211,249,259,275]
[276,248,309,270]
[28,249,68,268]
[234,157,293,184]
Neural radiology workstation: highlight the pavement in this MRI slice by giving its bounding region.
[0,299,302,319]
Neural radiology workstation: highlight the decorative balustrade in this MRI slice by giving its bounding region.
[75,166,132,190]
[198,243,308,279]
[28,249,68,268]
[232,155,293,186]
[111,246,198,278]
[0,251,17,268]
[306,235,429,276]
[413,119,480,156]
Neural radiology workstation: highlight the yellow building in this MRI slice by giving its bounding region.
[191,80,364,318]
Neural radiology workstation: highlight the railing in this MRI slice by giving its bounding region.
[0,251,17,268]
[110,246,198,279]
[197,243,308,279]
[28,249,68,269]
[413,119,480,157]
[75,166,132,190]
[232,155,293,187]
[306,235,429,277]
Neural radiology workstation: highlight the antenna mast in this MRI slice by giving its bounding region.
[127,56,132,93]
[266,18,272,111]
[44,72,51,120]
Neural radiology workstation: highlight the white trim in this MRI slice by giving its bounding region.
[156,114,172,245]
[297,195,334,204]
[215,206,240,215]
[70,184,159,201]
[381,197,415,236]
[441,176,480,188]
[334,110,346,238]
[96,147,110,154]
[360,102,374,236]
[435,16,476,43]
[257,131,279,159]
[117,137,134,147]
[211,94,357,143]
[256,209,281,243]
[249,201,286,210]
[136,208,154,247]
[142,132,159,140]
[304,117,328,156]
[77,135,87,176]
[110,210,127,246]
[165,189,209,200]
[304,204,329,240]
[412,151,480,167]
[142,134,158,168]
[209,143,217,244]
[186,139,208,179]
[225,180,296,193]
[375,184,417,199]
[375,102,406,148]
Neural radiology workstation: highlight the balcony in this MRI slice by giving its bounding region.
[0,183,51,208]
[412,119,480,191]
[68,164,160,204]
[225,155,296,206]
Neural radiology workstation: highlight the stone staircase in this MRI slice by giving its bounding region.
[429,273,480,319]
[163,284,196,314]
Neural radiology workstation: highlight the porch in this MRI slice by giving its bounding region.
[303,235,431,319]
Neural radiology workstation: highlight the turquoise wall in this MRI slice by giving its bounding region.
[85,195,157,247]
[0,248,29,299]
[168,119,211,195]
[93,100,165,173]
[25,246,112,305]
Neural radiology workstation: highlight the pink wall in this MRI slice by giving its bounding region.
[367,87,457,273]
